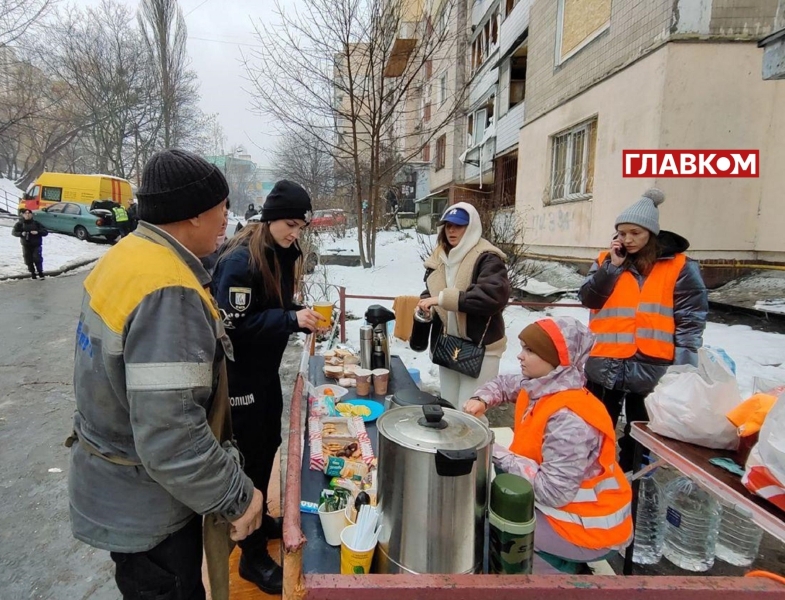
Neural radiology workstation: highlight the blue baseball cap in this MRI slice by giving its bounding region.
[440,207,470,226]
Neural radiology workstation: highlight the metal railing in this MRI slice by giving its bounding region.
[337,286,583,343]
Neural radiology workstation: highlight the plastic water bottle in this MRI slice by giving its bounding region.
[662,477,721,572]
[715,503,763,567]
[632,467,665,564]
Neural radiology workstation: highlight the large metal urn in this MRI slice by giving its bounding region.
[374,404,492,574]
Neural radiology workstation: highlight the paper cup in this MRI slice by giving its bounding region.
[344,503,357,527]
[318,503,348,547]
[355,369,372,396]
[372,368,390,395]
[340,525,376,574]
[314,302,334,328]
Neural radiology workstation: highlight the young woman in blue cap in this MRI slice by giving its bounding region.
[417,202,511,409]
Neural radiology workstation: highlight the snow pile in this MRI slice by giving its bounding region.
[710,272,785,311]
[0,177,22,214]
[0,220,109,279]
[310,229,785,398]
[754,299,785,315]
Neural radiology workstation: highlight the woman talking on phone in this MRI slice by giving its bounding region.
[579,188,708,472]
[212,181,321,594]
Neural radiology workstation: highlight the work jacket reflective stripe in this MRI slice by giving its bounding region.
[509,388,633,550]
[588,252,686,361]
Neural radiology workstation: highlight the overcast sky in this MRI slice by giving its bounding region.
[72,0,285,168]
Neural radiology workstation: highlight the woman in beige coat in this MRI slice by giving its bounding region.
[418,202,511,409]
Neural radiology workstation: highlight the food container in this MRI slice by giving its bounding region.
[375,404,492,574]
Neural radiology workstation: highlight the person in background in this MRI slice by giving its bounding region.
[112,203,131,237]
[212,181,321,594]
[579,188,708,472]
[201,199,231,273]
[417,202,511,410]
[244,203,258,220]
[127,199,139,231]
[68,149,263,600]
[464,317,632,567]
[12,208,48,279]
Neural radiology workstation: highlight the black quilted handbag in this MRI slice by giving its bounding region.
[431,318,491,379]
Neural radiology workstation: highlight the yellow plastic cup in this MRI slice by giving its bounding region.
[314,302,334,328]
[340,525,376,575]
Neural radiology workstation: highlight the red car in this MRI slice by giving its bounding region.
[311,209,347,236]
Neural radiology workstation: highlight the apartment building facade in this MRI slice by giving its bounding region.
[515,0,784,265]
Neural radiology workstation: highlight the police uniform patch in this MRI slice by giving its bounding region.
[229,287,252,312]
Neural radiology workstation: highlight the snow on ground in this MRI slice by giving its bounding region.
[754,299,785,315]
[0,219,109,278]
[0,177,22,214]
[310,229,785,398]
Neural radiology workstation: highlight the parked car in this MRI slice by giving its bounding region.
[33,202,122,242]
[311,209,347,236]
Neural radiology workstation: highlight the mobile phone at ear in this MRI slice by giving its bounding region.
[612,234,627,258]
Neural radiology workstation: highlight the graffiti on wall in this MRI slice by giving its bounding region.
[531,207,575,233]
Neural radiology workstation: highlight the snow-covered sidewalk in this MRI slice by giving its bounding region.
[0,219,109,279]
[310,229,785,398]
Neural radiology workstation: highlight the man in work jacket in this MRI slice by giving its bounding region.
[69,149,263,600]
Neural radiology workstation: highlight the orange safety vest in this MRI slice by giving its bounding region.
[588,252,686,361]
[510,388,633,550]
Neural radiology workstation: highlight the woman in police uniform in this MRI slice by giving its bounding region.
[578,188,708,472]
[212,181,321,594]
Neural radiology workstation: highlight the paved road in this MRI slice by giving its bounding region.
[0,270,118,599]
[0,268,303,600]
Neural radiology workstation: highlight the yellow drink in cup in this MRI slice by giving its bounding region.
[314,302,334,328]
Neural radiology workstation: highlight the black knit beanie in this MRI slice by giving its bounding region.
[260,180,313,223]
[137,149,229,225]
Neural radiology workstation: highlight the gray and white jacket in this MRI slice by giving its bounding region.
[69,223,253,553]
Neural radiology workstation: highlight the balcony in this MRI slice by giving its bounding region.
[384,21,418,78]
[469,55,499,105]
[463,136,496,184]
[499,0,532,58]
[495,101,525,154]
[472,0,499,28]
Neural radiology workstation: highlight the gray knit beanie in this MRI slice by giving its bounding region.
[615,188,665,235]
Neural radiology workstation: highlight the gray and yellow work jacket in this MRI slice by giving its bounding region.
[68,222,254,553]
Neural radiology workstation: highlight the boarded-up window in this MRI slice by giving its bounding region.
[558,0,611,60]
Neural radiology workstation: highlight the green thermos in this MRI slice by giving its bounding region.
[488,473,536,574]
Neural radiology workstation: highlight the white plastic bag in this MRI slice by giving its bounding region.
[645,347,742,449]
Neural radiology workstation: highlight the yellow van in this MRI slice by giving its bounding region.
[19,173,133,213]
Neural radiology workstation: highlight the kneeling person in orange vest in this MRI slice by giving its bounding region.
[465,316,633,562]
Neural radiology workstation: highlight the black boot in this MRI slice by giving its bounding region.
[30,272,37,280]
[238,550,283,595]
[263,513,283,540]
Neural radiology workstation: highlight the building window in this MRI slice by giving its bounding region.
[468,97,494,147]
[505,0,520,17]
[508,43,527,110]
[423,143,431,163]
[438,72,447,105]
[435,134,447,170]
[555,0,611,65]
[548,117,597,203]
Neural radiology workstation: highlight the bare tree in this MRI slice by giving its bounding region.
[138,0,194,149]
[244,0,466,267]
[272,130,335,207]
[0,0,55,48]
